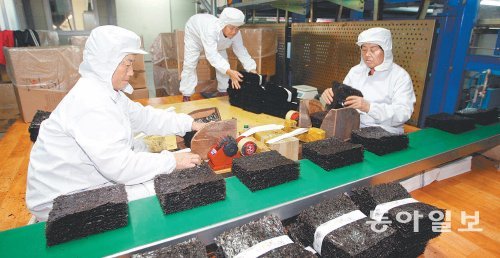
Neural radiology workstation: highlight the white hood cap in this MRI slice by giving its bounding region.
[79,25,147,85]
[356,27,393,71]
[219,7,245,27]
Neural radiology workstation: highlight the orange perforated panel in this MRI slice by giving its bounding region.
[291,20,436,125]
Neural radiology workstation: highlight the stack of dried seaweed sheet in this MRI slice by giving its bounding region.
[302,137,363,171]
[132,237,206,257]
[351,126,409,155]
[28,110,51,142]
[328,82,363,110]
[424,113,475,134]
[455,108,498,125]
[154,163,225,214]
[45,184,128,246]
[232,150,299,192]
[215,215,315,257]
[310,111,328,128]
[288,194,397,257]
[350,183,444,257]
[228,71,266,114]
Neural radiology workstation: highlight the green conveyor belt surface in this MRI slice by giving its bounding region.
[0,124,498,257]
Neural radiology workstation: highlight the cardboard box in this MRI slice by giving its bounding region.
[133,54,145,71]
[129,71,147,89]
[0,65,10,82]
[0,83,19,120]
[14,86,68,122]
[125,88,149,100]
[227,28,277,75]
[5,46,83,90]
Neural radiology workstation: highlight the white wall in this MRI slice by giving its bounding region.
[116,0,195,60]
[0,0,25,30]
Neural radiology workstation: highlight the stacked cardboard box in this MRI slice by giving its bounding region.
[227,28,277,75]
[0,83,20,132]
[150,32,217,96]
[5,46,83,122]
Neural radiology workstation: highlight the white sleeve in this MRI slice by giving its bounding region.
[232,32,256,72]
[127,99,194,136]
[70,107,177,185]
[367,71,416,126]
[200,28,230,74]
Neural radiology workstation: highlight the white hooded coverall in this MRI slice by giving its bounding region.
[180,12,257,96]
[344,27,416,134]
[26,26,194,221]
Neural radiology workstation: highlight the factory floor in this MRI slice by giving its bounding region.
[0,94,498,258]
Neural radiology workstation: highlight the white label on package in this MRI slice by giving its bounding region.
[234,235,294,258]
[371,197,419,222]
[313,210,366,255]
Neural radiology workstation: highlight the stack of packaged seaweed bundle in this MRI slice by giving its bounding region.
[28,110,51,142]
[455,107,498,125]
[425,113,475,133]
[232,150,299,192]
[302,137,363,171]
[350,183,444,257]
[351,126,409,155]
[154,163,225,214]
[288,194,397,257]
[132,238,206,257]
[45,184,128,246]
[215,215,315,257]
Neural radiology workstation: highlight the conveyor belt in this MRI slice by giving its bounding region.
[0,124,498,257]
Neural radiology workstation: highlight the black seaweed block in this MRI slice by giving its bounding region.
[350,183,443,247]
[232,150,299,192]
[455,108,498,125]
[424,113,475,134]
[215,215,315,258]
[154,163,225,214]
[228,71,266,113]
[28,110,51,142]
[351,126,409,156]
[302,137,364,171]
[183,131,196,148]
[288,194,397,257]
[310,111,328,128]
[45,184,128,246]
[261,82,299,118]
[328,81,363,109]
[132,238,206,257]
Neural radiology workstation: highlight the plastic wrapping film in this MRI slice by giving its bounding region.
[227,28,278,59]
[69,35,89,49]
[37,30,59,46]
[5,46,82,91]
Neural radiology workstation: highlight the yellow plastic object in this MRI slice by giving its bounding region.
[254,130,287,143]
[143,135,178,153]
[297,127,326,142]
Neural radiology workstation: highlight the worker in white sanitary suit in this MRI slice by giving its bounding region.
[26,26,204,221]
[321,27,416,134]
[180,7,257,102]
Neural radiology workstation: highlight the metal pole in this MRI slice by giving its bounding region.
[309,0,314,22]
[417,0,431,20]
[276,9,280,23]
[337,5,343,22]
[253,8,256,24]
[373,0,379,20]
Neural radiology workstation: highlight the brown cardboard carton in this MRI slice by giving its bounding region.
[0,65,10,82]
[125,88,149,100]
[13,86,68,122]
[226,28,277,75]
[0,83,19,120]
[5,46,83,90]
[133,54,145,71]
[129,71,147,89]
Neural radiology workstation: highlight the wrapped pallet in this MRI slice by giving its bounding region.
[227,28,277,75]
[5,46,82,122]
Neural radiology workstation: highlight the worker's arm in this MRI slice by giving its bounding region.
[231,32,257,72]
[199,28,231,75]
[365,71,416,126]
[70,106,178,184]
[127,100,194,137]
